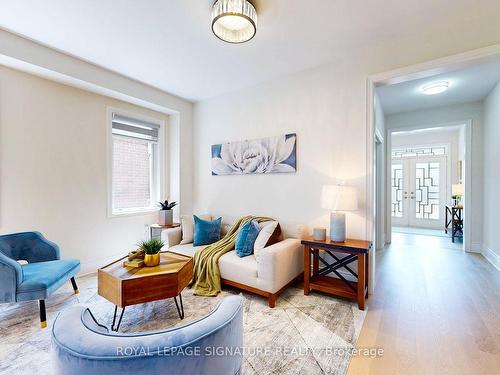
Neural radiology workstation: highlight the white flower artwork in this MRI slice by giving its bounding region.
[211,133,297,175]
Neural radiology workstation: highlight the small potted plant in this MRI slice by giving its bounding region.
[138,238,164,267]
[158,199,177,226]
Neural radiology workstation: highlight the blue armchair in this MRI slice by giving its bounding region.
[0,231,80,327]
[52,295,244,375]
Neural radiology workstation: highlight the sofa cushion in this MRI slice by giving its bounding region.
[194,216,222,246]
[169,244,207,258]
[180,214,211,244]
[17,259,80,301]
[266,223,283,247]
[219,250,258,285]
[254,221,278,256]
[235,220,260,257]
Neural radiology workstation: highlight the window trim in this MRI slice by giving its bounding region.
[106,107,166,218]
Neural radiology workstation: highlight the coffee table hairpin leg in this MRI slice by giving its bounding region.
[111,293,183,331]
[174,293,184,320]
[111,306,125,332]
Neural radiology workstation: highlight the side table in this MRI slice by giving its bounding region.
[150,223,180,240]
[445,205,463,243]
[301,237,372,310]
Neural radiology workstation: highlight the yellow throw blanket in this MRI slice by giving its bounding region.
[192,215,273,296]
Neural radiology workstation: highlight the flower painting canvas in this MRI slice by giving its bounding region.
[211,133,297,175]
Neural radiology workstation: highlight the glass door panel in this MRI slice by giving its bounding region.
[391,162,407,226]
[410,157,446,228]
[392,156,446,228]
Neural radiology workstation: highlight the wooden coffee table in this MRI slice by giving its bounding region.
[98,251,193,331]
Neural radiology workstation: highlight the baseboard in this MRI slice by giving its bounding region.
[482,247,500,272]
[470,242,482,253]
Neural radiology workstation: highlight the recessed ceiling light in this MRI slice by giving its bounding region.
[421,81,449,95]
[211,0,257,44]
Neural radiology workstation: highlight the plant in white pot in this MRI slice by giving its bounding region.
[158,199,177,226]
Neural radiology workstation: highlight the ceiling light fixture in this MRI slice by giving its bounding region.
[421,81,449,95]
[211,0,257,44]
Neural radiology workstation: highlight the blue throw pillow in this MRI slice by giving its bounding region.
[235,220,261,257]
[193,215,222,246]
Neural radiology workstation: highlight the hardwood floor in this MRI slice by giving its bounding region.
[348,232,500,374]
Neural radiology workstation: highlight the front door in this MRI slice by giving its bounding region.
[391,156,446,229]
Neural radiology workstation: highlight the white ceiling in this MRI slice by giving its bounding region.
[377,59,500,114]
[0,0,499,101]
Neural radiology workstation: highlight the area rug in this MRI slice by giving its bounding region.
[0,274,366,375]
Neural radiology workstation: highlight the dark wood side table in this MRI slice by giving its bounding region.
[301,237,372,310]
[445,205,463,243]
[149,223,180,240]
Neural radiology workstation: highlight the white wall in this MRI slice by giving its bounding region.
[194,60,369,238]
[375,93,386,134]
[458,125,466,172]
[385,102,483,248]
[0,67,182,273]
[483,82,500,267]
[0,29,194,218]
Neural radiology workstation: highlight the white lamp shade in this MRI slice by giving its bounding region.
[452,183,464,196]
[321,185,358,211]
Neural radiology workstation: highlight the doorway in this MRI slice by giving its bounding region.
[366,44,500,293]
[392,155,446,229]
[387,123,468,248]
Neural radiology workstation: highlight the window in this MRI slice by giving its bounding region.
[392,145,447,159]
[110,112,162,215]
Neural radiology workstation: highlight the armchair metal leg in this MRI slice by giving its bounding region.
[39,300,47,328]
[70,277,79,294]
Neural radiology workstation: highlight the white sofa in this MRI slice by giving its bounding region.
[161,218,303,307]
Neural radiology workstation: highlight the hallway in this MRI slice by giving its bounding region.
[349,232,500,374]
[392,226,449,238]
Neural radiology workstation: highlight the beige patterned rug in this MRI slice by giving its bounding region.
[0,274,366,374]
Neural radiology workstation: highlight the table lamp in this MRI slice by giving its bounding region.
[321,185,358,242]
[452,183,464,206]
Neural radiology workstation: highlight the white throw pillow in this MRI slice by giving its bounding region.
[180,214,211,244]
[221,223,232,237]
[253,221,279,260]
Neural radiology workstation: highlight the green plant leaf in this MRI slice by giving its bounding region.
[137,238,165,254]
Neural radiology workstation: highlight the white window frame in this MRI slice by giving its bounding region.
[106,107,166,217]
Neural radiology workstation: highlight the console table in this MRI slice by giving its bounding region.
[301,237,372,310]
[445,205,463,243]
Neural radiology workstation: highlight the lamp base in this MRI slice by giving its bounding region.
[330,212,346,242]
